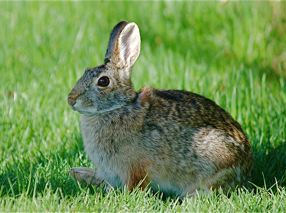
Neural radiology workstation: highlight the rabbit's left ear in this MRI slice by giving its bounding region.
[105,22,141,71]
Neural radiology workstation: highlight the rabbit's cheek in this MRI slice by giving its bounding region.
[72,100,97,115]
[73,98,93,110]
[72,99,88,113]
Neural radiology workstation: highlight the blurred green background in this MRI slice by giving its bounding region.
[0,1,286,211]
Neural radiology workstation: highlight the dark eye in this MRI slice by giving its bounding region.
[97,76,110,87]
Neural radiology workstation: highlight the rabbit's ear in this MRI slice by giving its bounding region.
[105,21,141,71]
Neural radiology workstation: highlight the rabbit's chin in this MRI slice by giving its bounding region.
[73,104,126,116]
[72,102,126,115]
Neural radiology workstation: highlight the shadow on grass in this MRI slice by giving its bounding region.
[0,133,102,198]
[0,133,285,198]
[251,140,286,189]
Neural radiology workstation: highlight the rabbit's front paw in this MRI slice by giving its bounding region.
[69,167,103,185]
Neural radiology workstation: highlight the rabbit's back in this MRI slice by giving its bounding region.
[145,89,249,145]
[147,90,246,136]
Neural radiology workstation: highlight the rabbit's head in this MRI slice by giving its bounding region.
[68,21,141,115]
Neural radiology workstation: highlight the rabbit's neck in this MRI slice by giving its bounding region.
[81,102,145,133]
[79,102,147,177]
[80,101,147,148]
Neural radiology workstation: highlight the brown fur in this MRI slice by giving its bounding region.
[138,87,152,106]
[128,162,150,190]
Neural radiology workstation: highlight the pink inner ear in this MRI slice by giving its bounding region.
[117,23,141,68]
[121,26,134,60]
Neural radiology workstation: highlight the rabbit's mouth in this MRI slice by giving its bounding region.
[69,98,97,115]
[69,94,127,115]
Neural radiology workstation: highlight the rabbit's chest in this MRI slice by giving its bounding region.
[81,123,123,162]
[80,117,134,182]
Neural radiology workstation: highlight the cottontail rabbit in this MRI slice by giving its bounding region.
[68,21,252,197]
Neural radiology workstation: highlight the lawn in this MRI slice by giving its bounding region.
[0,1,286,211]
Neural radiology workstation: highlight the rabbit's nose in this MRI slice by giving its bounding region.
[68,92,79,106]
[68,96,76,106]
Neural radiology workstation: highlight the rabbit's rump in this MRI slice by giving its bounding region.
[141,125,247,197]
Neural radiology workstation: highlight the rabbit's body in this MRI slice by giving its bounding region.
[68,21,252,197]
[79,88,251,196]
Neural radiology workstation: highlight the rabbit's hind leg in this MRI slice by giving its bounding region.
[69,167,103,185]
[205,167,241,192]
[182,168,240,197]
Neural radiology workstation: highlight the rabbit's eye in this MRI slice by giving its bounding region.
[97,76,110,87]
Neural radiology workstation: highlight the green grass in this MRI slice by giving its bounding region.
[1,1,286,211]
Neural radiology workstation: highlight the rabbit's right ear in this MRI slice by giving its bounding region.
[104,21,141,70]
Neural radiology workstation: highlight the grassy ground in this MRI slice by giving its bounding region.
[1,1,286,211]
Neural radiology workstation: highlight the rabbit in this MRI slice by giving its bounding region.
[67,21,252,197]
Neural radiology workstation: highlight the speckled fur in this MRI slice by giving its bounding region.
[68,21,252,197]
